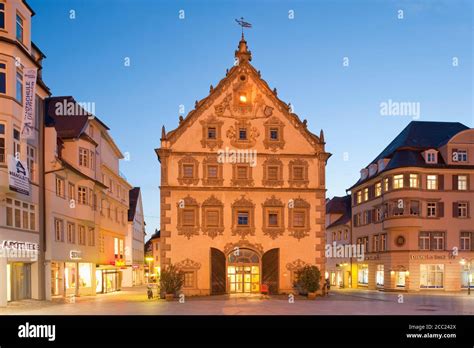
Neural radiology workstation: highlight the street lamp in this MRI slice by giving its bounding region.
[460,258,472,295]
[145,256,154,283]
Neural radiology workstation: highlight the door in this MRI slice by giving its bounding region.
[210,248,226,295]
[262,248,279,294]
[10,263,31,301]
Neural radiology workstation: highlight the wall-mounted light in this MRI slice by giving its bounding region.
[240,95,247,103]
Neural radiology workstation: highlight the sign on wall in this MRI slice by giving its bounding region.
[20,68,38,139]
[8,155,30,195]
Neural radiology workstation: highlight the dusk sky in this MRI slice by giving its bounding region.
[29,0,473,238]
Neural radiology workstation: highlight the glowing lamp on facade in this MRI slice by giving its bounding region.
[239,94,247,103]
[460,258,466,266]
[405,271,409,277]
[390,271,395,276]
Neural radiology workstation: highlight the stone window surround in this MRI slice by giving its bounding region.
[263,116,285,151]
[288,198,310,240]
[202,155,224,186]
[288,159,309,188]
[231,196,255,238]
[231,162,254,187]
[177,196,200,239]
[262,157,284,187]
[178,155,199,185]
[200,115,224,150]
[201,195,225,239]
[261,195,285,239]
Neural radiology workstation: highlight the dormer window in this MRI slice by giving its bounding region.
[424,150,438,164]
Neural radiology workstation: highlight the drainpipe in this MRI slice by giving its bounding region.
[38,99,46,301]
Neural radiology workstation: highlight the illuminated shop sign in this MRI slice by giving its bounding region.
[70,250,83,260]
[0,240,38,251]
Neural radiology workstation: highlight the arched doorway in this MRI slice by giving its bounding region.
[227,248,260,293]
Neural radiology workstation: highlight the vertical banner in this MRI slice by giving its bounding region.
[20,68,38,139]
[7,155,30,196]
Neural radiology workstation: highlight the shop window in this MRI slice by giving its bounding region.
[376,265,384,287]
[79,263,92,288]
[420,264,444,289]
[357,265,368,285]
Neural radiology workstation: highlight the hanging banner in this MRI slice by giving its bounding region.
[20,68,38,139]
[8,155,30,196]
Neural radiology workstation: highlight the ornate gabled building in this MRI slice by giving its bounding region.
[155,34,330,295]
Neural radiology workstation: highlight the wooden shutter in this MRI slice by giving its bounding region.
[437,202,444,217]
[453,202,459,217]
[387,176,393,190]
[438,174,444,190]
[452,175,458,191]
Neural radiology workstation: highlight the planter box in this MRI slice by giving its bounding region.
[165,294,174,301]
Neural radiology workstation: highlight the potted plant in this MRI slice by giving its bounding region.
[159,264,184,301]
[294,265,321,300]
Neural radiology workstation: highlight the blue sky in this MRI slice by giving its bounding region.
[29,0,473,238]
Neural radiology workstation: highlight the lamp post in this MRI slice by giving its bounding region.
[145,256,154,283]
[460,258,472,295]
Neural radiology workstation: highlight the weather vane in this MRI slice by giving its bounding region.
[235,17,252,35]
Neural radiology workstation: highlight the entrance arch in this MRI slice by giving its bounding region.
[227,248,260,293]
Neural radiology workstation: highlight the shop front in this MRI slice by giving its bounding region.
[96,266,123,294]
[50,257,95,298]
[0,239,39,305]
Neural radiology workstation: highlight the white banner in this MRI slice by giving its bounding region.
[20,68,38,139]
[8,155,30,196]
